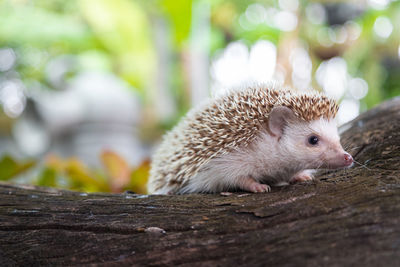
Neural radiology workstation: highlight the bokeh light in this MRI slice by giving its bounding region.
[373,16,393,39]
[0,79,26,118]
[316,57,348,100]
[306,3,326,25]
[349,78,369,100]
[368,0,392,10]
[337,99,360,125]
[274,10,298,32]
[0,48,16,72]
[291,47,312,90]
[211,40,277,95]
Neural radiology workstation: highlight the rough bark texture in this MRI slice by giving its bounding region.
[1,98,400,266]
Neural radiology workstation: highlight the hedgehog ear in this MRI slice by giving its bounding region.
[268,106,296,138]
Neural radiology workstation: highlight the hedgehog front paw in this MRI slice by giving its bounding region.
[239,177,271,193]
[290,170,314,184]
[250,183,271,193]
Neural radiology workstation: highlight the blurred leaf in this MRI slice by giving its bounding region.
[0,155,36,181]
[37,167,57,187]
[0,2,92,48]
[45,155,110,192]
[80,0,156,90]
[211,1,237,32]
[64,158,109,192]
[236,24,280,44]
[100,150,130,192]
[45,154,66,172]
[161,0,192,46]
[128,159,150,194]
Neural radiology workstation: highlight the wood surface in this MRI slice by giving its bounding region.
[1,98,400,266]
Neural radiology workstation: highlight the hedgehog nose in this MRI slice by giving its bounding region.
[343,153,353,166]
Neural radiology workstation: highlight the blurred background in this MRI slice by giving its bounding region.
[0,0,399,193]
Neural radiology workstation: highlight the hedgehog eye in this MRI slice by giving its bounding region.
[308,135,319,146]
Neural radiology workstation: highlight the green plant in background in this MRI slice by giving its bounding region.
[1,0,398,119]
[0,152,150,193]
[0,155,36,181]
[36,151,149,194]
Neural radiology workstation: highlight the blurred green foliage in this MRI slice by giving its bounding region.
[35,151,150,193]
[0,0,398,109]
[0,155,35,181]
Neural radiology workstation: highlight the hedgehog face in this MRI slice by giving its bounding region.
[268,107,353,170]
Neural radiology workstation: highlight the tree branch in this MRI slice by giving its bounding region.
[1,98,400,266]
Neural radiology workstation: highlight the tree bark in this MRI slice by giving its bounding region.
[1,98,400,266]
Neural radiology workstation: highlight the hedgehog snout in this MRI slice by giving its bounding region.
[343,152,354,167]
[326,149,354,169]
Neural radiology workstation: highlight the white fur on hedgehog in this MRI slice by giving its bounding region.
[148,84,350,194]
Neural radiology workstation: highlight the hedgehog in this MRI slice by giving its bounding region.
[148,84,353,194]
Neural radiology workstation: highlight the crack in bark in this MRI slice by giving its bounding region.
[353,143,369,159]
[0,224,144,235]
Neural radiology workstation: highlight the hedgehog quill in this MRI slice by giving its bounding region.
[148,84,353,194]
